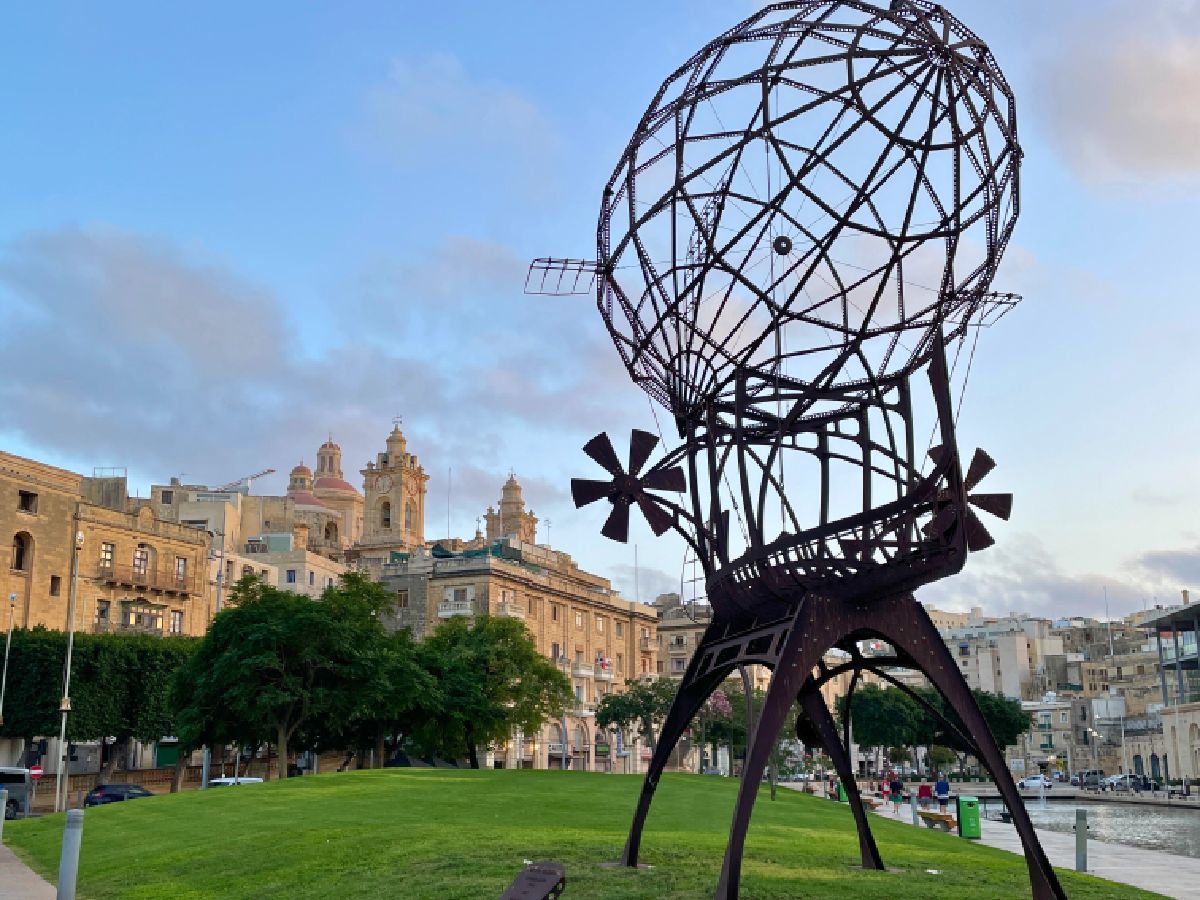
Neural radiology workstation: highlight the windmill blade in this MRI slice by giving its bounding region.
[601,500,631,543]
[637,495,673,537]
[963,448,997,492]
[582,432,624,477]
[968,492,1013,521]
[921,504,957,539]
[641,465,686,493]
[570,478,613,509]
[928,444,946,467]
[628,429,660,477]
[962,507,995,552]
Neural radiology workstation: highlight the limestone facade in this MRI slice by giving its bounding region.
[1,452,212,639]
[358,425,428,558]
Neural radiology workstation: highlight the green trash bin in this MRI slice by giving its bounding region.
[837,782,848,803]
[958,796,981,839]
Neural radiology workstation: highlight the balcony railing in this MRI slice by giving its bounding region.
[594,667,614,683]
[93,620,164,638]
[438,600,475,618]
[668,641,690,655]
[96,563,195,596]
[572,662,594,678]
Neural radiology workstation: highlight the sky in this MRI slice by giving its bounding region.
[1,0,1199,621]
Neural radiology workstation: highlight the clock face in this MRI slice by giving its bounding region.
[375,475,394,494]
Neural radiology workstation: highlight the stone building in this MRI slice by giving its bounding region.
[374,493,658,773]
[312,439,364,548]
[1,452,212,638]
[358,424,428,560]
[484,475,538,544]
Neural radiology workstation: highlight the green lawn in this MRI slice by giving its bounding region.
[4,769,1161,899]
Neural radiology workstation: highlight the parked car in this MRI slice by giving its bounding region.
[1074,769,1105,788]
[0,767,32,819]
[207,776,264,787]
[1017,774,1053,790]
[1104,773,1158,792]
[83,784,154,807]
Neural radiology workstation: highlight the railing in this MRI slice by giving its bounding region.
[574,703,595,718]
[594,667,614,683]
[438,600,474,618]
[572,662,594,678]
[96,563,194,595]
[668,641,690,655]
[93,620,164,638]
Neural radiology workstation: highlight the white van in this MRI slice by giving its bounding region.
[0,767,32,819]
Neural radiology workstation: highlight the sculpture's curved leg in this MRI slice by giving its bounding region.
[871,598,1066,900]
[621,661,731,866]
[796,681,884,870]
[714,601,829,899]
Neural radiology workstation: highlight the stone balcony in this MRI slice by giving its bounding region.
[594,667,614,683]
[437,599,475,618]
[495,601,524,619]
[571,661,594,678]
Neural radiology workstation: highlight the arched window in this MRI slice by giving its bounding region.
[324,522,338,543]
[404,500,414,531]
[380,501,392,529]
[1151,753,1162,780]
[1134,754,1144,776]
[11,532,32,571]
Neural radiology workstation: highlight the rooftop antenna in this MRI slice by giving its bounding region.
[545,517,552,547]
[447,466,452,541]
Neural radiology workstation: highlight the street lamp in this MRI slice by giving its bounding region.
[557,655,570,771]
[201,529,227,790]
[54,528,84,813]
[0,592,16,728]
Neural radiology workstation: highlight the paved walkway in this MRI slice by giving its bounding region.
[869,798,1193,899]
[0,842,54,899]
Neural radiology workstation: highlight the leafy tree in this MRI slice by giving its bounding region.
[911,686,1032,758]
[835,682,931,756]
[413,615,570,768]
[595,677,679,755]
[172,575,386,780]
[927,744,957,772]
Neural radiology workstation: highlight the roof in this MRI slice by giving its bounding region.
[313,475,360,496]
[1139,605,1200,631]
[290,463,312,476]
[287,490,327,510]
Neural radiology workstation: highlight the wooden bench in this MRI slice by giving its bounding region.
[862,796,882,810]
[917,810,957,832]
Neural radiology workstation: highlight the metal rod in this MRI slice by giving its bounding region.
[54,524,83,814]
[0,593,15,727]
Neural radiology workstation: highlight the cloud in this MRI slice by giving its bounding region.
[608,563,677,605]
[1034,3,1200,184]
[358,53,563,200]
[1134,545,1200,588]
[0,225,645,508]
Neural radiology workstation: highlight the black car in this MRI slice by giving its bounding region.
[83,784,154,807]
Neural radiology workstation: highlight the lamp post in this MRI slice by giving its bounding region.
[557,655,570,771]
[0,592,16,728]
[54,527,84,813]
[201,530,226,790]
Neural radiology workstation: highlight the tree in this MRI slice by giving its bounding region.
[927,744,957,773]
[414,615,570,768]
[595,677,678,755]
[911,686,1032,763]
[172,575,387,780]
[835,683,930,757]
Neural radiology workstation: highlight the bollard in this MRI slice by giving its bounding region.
[1075,808,1087,873]
[910,792,919,826]
[56,809,84,900]
[0,787,6,842]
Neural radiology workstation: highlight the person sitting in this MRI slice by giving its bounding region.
[917,778,933,809]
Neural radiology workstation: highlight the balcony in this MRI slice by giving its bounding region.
[438,600,475,618]
[495,601,525,620]
[668,640,690,655]
[639,637,654,651]
[594,666,614,683]
[93,620,164,638]
[96,563,195,596]
[572,662,594,678]
[574,704,595,718]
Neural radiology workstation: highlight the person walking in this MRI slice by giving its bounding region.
[889,773,904,813]
[917,777,933,809]
[935,773,951,812]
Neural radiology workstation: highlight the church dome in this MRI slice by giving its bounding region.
[313,475,360,496]
[290,463,312,478]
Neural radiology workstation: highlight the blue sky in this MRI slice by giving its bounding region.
[2,0,1199,619]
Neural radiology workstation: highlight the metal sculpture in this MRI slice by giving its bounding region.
[532,2,1063,897]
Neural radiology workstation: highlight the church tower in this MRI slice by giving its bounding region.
[360,423,428,553]
[484,474,538,544]
[312,436,364,548]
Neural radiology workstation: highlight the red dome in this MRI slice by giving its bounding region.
[288,490,327,509]
[313,475,359,495]
[290,463,312,477]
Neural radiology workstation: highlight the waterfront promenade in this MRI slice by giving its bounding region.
[868,794,1196,899]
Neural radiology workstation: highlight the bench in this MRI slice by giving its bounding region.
[917,810,957,832]
[862,796,882,810]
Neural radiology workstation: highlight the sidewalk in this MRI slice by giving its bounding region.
[870,798,1191,899]
[0,842,54,899]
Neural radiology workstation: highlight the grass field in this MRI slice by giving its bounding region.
[4,769,1162,899]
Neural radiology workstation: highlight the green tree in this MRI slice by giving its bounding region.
[911,686,1032,762]
[414,615,570,768]
[927,744,957,773]
[172,575,387,780]
[595,677,678,755]
[835,682,930,759]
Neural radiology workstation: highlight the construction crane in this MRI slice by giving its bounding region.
[215,468,276,494]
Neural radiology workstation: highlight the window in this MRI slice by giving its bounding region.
[160,490,174,505]
[11,533,31,572]
[95,600,110,624]
[175,557,187,580]
[396,590,409,609]
[241,565,254,577]
[286,569,297,584]
[49,575,61,596]
[641,657,650,673]
[552,605,559,622]
[169,610,184,634]
[671,658,686,674]
[380,501,392,529]
[127,605,162,631]
[308,571,315,586]
[596,617,605,634]
[17,491,38,514]
[551,641,561,661]
[615,622,623,638]
[453,587,468,602]
[132,545,150,577]
[325,577,333,588]
[575,611,583,628]
[658,660,665,674]
[1060,711,1069,724]
[404,500,414,531]
[100,542,115,568]
[616,653,623,673]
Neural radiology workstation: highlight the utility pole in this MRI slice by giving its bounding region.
[0,592,16,727]
[54,524,84,813]
[201,530,226,790]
